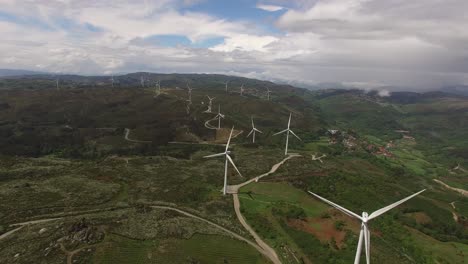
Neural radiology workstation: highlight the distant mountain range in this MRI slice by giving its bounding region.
[1,68,467,97]
[0,69,45,77]
[440,85,468,96]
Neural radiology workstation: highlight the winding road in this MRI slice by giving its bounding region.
[228,154,301,264]
[124,128,152,143]
[434,179,468,197]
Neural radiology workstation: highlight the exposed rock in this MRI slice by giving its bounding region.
[39,228,47,234]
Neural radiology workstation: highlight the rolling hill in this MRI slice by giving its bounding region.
[0,73,467,264]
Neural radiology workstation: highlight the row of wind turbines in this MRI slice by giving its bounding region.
[202,110,425,263]
[204,112,301,195]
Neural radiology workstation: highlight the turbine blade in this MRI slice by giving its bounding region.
[225,126,234,152]
[273,129,288,136]
[368,189,425,220]
[247,129,254,137]
[227,155,243,177]
[203,153,225,158]
[354,227,364,264]
[287,113,292,129]
[254,128,263,133]
[290,130,302,141]
[251,116,254,128]
[364,225,370,264]
[308,191,363,220]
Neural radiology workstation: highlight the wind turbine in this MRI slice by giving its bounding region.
[274,113,301,155]
[140,75,145,88]
[308,189,426,264]
[240,84,245,96]
[155,80,161,96]
[214,105,225,130]
[56,78,59,91]
[204,96,215,113]
[247,116,263,143]
[266,88,272,101]
[224,80,229,93]
[111,75,115,88]
[204,127,243,195]
[186,82,193,103]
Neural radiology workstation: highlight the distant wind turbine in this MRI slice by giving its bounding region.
[140,75,145,88]
[266,88,272,101]
[224,80,229,93]
[308,189,426,264]
[247,116,262,143]
[186,82,193,103]
[214,104,225,130]
[204,127,243,195]
[274,113,301,155]
[111,75,115,88]
[240,84,245,96]
[56,78,59,91]
[155,80,161,96]
[204,95,215,113]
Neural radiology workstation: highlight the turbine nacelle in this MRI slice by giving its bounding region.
[361,212,369,223]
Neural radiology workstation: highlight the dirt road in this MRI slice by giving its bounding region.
[434,179,468,197]
[124,128,151,143]
[229,154,301,264]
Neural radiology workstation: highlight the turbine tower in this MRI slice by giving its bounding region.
[224,80,229,93]
[274,113,301,155]
[247,116,263,143]
[308,189,426,264]
[204,127,243,195]
[111,75,115,88]
[140,75,145,88]
[214,105,225,130]
[240,84,245,96]
[186,82,193,103]
[56,78,59,91]
[204,96,215,113]
[266,88,272,101]
[155,80,161,96]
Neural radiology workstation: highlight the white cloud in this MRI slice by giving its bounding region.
[256,4,285,12]
[0,0,467,90]
[210,34,278,52]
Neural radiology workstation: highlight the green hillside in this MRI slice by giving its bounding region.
[0,74,467,264]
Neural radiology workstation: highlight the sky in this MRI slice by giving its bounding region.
[0,0,467,90]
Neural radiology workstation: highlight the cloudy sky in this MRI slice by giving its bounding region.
[0,0,467,90]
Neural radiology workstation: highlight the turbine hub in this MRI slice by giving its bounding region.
[362,212,369,222]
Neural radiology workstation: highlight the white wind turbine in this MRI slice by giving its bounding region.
[56,78,60,91]
[204,127,243,195]
[155,80,161,95]
[266,88,272,101]
[240,84,245,96]
[186,82,193,103]
[308,189,426,264]
[111,75,115,88]
[224,80,229,93]
[214,104,225,130]
[204,95,215,113]
[247,116,263,143]
[274,113,301,155]
[140,75,145,88]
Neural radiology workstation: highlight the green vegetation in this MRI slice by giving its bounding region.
[0,75,467,263]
